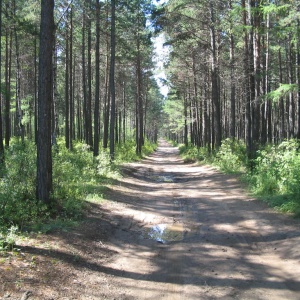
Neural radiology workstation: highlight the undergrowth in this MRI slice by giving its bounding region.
[0,137,157,246]
[178,138,300,217]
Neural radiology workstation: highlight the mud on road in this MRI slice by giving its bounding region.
[1,140,300,299]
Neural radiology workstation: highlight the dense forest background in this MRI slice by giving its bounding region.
[161,0,300,152]
[1,0,300,242]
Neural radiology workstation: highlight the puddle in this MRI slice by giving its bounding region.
[145,223,185,243]
[149,175,174,183]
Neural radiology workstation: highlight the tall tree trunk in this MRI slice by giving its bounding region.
[87,0,93,148]
[82,10,88,144]
[69,5,74,150]
[136,47,143,154]
[13,1,24,143]
[52,36,58,146]
[36,0,54,204]
[109,0,116,160]
[229,0,236,139]
[0,0,4,162]
[264,6,272,143]
[209,1,221,149]
[252,0,261,148]
[65,23,70,149]
[287,38,295,138]
[184,92,188,147]
[5,26,12,148]
[122,81,126,143]
[94,0,101,157]
[34,38,38,144]
[278,48,285,140]
[242,0,252,160]
[297,19,300,139]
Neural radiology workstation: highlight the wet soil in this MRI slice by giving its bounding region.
[1,139,300,299]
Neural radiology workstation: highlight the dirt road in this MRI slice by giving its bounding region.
[1,140,300,299]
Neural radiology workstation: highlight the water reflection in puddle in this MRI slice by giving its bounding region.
[145,223,184,243]
[149,175,174,183]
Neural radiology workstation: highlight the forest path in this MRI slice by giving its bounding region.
[2,139,300,299]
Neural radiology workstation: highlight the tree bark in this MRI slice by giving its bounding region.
[109,0,116,160]
[94,0,101,157]
[209,1,221,149]
[36,0,54,203]
[0,0,4,162]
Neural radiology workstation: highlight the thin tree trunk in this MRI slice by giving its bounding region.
[5,27,12,148]
[82,9,88,144]
[242,0,252,160]
[14,24,24,142]
[229,0,236,139]
[34,38,38,144]
[297,19,300,139]
[0,0,4,162]
[109,0,116,160]
[69,5,73,150]
[123,81,126,143]
[65,22,70,149]
[103,13,110,149]
[278,48,285,140]
[94,0,101,157]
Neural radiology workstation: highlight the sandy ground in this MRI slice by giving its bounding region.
[1,139,300,300]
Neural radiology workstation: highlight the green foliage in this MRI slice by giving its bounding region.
[162,98,185,134]
[265,84,298,102]
[250,140,300,195]
[0,139,39,228]
[215,139,247,173]
[0,138,157,236]
[178,144,209,163]
[0,226,18,251]
[247,139,300,215]
[115,140,140,162]
[176,138,300,216]
[115,139,157,162]
[178,139,247,170]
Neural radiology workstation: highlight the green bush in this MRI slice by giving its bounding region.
[0,225,18,251]
[115,139,157,162]
[215,138,247,173]
[178,144,208,162]
[248,139,300,215]
[250,140,300,196]
[0,139,40,228]
[0,137,158,233]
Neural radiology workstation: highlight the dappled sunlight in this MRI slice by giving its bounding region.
[4,140,300,299]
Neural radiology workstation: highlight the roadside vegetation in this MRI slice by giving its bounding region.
[0,138,156,251]
[177,138,300,218]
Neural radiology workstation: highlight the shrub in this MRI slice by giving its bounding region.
[0,139,40,228]
[0,225,18,251]
[250,140,300,196]
[178,144,208,162]
[215,139,247,173]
